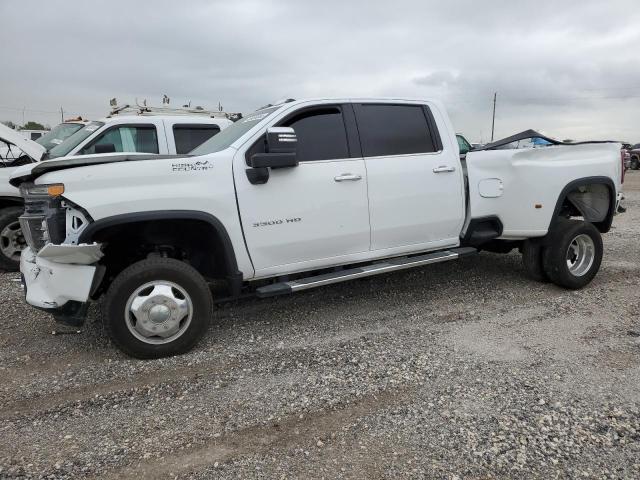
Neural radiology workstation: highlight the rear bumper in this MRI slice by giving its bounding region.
[20,246,97,313]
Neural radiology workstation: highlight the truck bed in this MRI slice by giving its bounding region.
[463,142,622,239]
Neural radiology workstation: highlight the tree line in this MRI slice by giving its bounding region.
[1,120,48,130]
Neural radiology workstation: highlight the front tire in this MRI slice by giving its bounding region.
[0,206,26,271]
[103,258,214,359]
[542,220,603,289]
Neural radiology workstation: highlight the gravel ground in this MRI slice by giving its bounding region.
[1,173,639,479]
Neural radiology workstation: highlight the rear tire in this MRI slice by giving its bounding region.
[103,258,213,359]
[521,240,548,282]
[0,207,25,271]
[542,220,603,289]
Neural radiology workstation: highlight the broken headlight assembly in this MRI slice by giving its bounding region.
[19,183,67,252]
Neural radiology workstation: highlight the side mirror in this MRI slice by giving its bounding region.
[249,127,298,168]
[94,143,116,154]
[266,127,297,153]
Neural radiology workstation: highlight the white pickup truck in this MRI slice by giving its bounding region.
[0,115,232,270]
[10,98,624,358]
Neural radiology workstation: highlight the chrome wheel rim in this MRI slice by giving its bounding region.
[566,234,595,277]
[125,281,193,345]
[0,220,25,261]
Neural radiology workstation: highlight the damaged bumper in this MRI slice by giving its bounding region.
[20,244,102,324]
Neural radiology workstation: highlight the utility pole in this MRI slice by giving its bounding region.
[491,92,497,142]
[60,106,64,123]
[491,92,498,142]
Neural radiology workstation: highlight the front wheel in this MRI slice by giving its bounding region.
[0,206,26,271]
[103,258,214,359]
[542,220,603,289]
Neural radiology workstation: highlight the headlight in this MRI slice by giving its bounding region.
[19,183,65,198]
[18,183,66,252]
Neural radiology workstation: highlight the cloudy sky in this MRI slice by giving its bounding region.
[1,0,639,142]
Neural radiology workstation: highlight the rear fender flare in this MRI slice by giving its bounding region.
[549,176,616,233]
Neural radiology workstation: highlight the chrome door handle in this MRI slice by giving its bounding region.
[433,165,456,173]
[334,173,362,182]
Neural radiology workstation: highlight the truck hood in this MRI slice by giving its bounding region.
[0,123,46,162]
[9,152,190,187]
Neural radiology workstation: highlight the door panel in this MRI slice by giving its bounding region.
[365,152,465,250]
[234,158,370,272]
[234,104,370,274]
[354,102,465,251]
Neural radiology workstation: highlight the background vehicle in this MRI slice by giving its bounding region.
[0,119,89,165]
[0,113,232,270]
[46,114,233,159]
[34,119,89,151]
[456,133,473,155]
[17,129,48,141]
[11,98,623,359]
[628,143,640,170]
[621,144,631,170]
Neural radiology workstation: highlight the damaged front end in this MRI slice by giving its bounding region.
[18,182,103,326]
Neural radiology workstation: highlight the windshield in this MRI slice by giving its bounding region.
[48,121,105,158]
[36,123,85,151]
[190,106,281,155]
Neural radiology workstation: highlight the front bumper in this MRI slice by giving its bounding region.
[20,246,98,311]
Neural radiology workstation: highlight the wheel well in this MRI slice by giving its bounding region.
[0,197,24,210]
[80,213,241,296]
[553,178,615,233]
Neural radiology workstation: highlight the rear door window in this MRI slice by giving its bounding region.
[354,104,437,157]
[173,125,221,154]
[80,125,159,155]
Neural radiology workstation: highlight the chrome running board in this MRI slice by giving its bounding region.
[256,247,477,298]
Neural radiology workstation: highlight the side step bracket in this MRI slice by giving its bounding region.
[256,247,477,298]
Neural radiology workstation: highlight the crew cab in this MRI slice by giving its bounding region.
[0,115,232,270]
[10,98,624,359]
